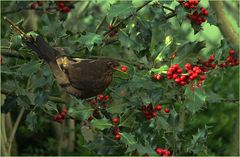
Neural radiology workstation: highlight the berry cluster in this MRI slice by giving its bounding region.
[167,63,205,86]
[178,0,208,28]
[141,104,170,120]
[53,108,68,124]
[224,49,239,67]
[113,126,121,140]
[56,1,72,13]
[30,1,44,9]
[30,1,73,14]
[155,147,171,156]
[108,25,118,37]
[87,94,110,121]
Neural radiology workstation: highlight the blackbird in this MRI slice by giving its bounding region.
[4,17,120,99]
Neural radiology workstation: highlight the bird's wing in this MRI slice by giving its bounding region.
[65,60,111,91]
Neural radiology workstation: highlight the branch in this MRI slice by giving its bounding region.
[7,107,25,154]
[209,1,239,49]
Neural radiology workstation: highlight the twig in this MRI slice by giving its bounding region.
[162,5,175,12]
[95,16,107,33]
[7,107,25,154]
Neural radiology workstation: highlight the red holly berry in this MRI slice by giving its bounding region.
[202,10,208,16]
[113,117,119,124]
[115,133,121,140]
[152,111,157,117]
[184,2,190,9]
[155,105,162,111]
[185,63,191,70]
[208,54,215,62]
[229,49,235,55]
[153,74,162,81]
[200,75,206,80]
[172,74,178,79]
[105,95,109,101]
[164,108,170,113]
[121,65,127,72]
[155,147,164,155]
[175,78,181,83]
[220,62,227,68]
[177,68,182,73]
[58,2,65,9]
[98,94,104,100]
[31,2,38,9]
[172,64,179,69]
[62,6,71,13]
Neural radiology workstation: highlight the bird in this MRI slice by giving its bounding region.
[4,17,120,99]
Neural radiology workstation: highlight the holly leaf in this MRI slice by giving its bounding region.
[172,41,206,66]
[118,29,144,52]
[184,88,206,114]
[90,118,112,131]
[108,1,135,20]
[175,5,186,25]
[120,132,137,146]
[76,33,103,51]
[18,60,41,76]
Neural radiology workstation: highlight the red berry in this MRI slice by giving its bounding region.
[60,112,66,118]
[58,2,65,9]
[164,108,170,113]
[200,75,206,80]
[227,56,233,62]
[62,6,71,13]
[172,74,178,79]
[175,78,181,83]
[229,49,235,55]
[115,133,121,140]
[152,111,157,117]
[172,64,179,69]
[190,5,195,9]
[163,150,171,156]
[121,65,127,72]
[188,70,194,75]
[195,69,202,74]
[155,147,164,155]
[105,95,109,101]
[31,2,38,9]
[220,62,227,68]
[208,54,215,62]
[180,75,186,80]
[98,94,104,100]
[200,7,205,11]
[155,105,162,111]
[153,74,162,81]
[203,10,208,16]
[177,68,182,73]
[113,117,119,124]
[185,63,191,70]
[184,2,190,9]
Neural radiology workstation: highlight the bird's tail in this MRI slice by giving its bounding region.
[3,16,56,63]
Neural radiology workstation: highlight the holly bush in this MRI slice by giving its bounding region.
[1,0,239,156]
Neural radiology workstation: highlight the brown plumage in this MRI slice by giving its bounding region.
[26,36,119,99]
